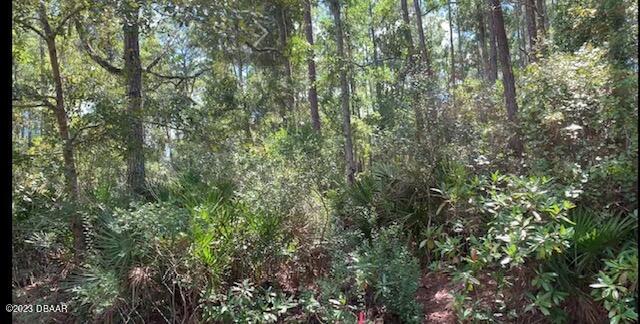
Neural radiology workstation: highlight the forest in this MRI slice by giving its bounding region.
[11,0,638,323]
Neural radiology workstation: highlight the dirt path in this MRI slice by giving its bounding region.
[416,272,456,324]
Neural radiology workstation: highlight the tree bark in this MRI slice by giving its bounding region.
[400,0,415,55]
[303,0,321,132]
[369,1,383,113]
[276,4,295,127]
[525,0,537,53]
[447,0,455,101]
[122,3,146,195]
[487,2,498,84]
[401,0,425,141]
[456,3,465,80]
[38,3,84,254]
[329,0,356,185]
[516,0,527,66]
[413,0,432,74]
[476,1,489,80]
[345,6,359,119]
[536,0,547,36]
[489,0,523,155]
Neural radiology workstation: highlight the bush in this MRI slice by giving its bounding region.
[315,226,422,323]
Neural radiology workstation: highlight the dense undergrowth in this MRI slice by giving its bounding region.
[11,0,638,322]
[13,42,638,323]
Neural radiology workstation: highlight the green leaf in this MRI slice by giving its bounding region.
[540,307,551,316]
[611,314,620,324]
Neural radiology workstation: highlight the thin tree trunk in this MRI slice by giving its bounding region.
[123,3,146,196]
[275,4,295,126]
[413,0,432,74]
[330,0,356,185]
[401,0,425,141]
[38,39,50,139]
[476,1,489,80]
[447,0,455,101]
[369,0,383,112]
[400,0,415,55]
[456,3,465,80]
[536,0,547,36]
[345,6,359,119]
[489,0,523,155]
[515,1,524,66]
[303,0,321,132]
[525,0,537,54]
[38,3,84,254]
[519,1,528,65]
[487,2,498,83]
[474,38,483,78]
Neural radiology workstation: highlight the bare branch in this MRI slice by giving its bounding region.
[53,6,86,36]
[13,102,51,109]
[145,39,176,72]
[244,41,281,54]
[15,19,47,39]
[144,67,210,80]
[74,18,123,75]
[143,120,191,133]
[70,123,103,142]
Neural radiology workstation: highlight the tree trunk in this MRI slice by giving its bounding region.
[277,4,295,127]
[447,0,455,101]
[123,4,146,196]
[303,0,321,132]
[456,3,465,80]
[536,0,547,36]
[487,2,498,84]
[38,3,84,255]
[401,0,425,141]
[369,1,383,112]
[330,0,356,185]
[413,0,432,74]
[476,1,489,80]
[515,1,526,66]
[345,6,359,119]
[489,0,523,155]
[400,0,415,55]
[525,0,537,54]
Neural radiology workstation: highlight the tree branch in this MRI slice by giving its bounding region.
[144,67,210,80]
[13,102,51,109]
[244,41,281,54]
[143,120,191,133]
[71,123,103,142]
[421,6,439,17]
[74,18,123,75]
[145,50,169,72]
[53,6,86,36]
[16,19,47,39]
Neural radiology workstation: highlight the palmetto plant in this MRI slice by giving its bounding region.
[550,208,637,280]
[543,208,638,322]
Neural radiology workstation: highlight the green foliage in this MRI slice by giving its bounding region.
[316,226,422,323]
[66,264,121,320]
[11,1,639,323]
[590,245,639,324]
[92,202,189,271]
[525,268,569,317]
[201,280,298,323]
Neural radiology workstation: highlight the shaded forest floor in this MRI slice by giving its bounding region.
[418,272,456,324]
[13,260,460,323]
